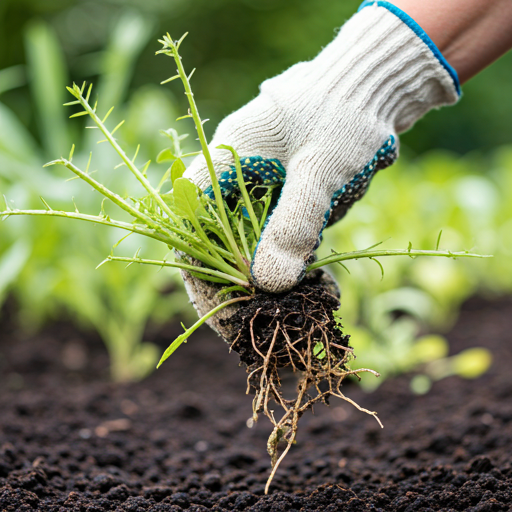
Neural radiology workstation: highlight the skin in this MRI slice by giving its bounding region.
[391,0,512,83]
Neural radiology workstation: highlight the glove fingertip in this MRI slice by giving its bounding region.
[250,246,307,294]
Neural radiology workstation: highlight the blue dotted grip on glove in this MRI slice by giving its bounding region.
[204,157,286,201]
[326,135,397,227]
[204,135,396,233]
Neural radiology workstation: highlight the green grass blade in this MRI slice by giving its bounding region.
[96,11,153,113]
[24,20,69,158]
[217,144,261,240]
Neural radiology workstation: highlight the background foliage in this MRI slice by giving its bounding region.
[0,0,511,383]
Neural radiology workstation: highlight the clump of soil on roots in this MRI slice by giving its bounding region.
[222,277,382,492]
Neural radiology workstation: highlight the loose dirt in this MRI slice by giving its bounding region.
[1,296,512,511]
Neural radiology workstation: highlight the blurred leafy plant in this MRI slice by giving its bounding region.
[0,14,191,381]
[322,149,512,390]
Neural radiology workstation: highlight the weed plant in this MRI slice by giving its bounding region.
[0,33,489,491]
[0,15,185,382]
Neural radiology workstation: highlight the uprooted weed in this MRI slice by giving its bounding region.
[224,278,382,492]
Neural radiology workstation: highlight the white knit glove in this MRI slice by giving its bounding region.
[184,1,460,293]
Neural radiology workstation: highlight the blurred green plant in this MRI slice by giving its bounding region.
[0,14,195,381]
[323,148,512,390]
[0,239,30,309]
[1,33,486,378]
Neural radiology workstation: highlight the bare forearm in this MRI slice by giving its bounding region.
[391,0,512,83]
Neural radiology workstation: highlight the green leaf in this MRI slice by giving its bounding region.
[24,19,70,157]
[436,230,443,250]
[0,65,26,96]
[216,285,252,298]
[453,348,492,379]
[95,12,153,117]
[157,295,252,368]
[172,177,200,221]
[170,158,186,185]
[0,240,31,306]
[156,147,176,163]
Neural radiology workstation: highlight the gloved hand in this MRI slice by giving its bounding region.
[184,0,460,293]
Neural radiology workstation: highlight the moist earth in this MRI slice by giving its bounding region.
[227,281,350,370]
[1,296,512,511]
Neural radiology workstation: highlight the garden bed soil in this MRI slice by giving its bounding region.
[1,296,512,511]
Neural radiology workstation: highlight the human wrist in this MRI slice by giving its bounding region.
[387,0,512,83]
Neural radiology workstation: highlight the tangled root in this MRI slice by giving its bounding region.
[223,278,382,493]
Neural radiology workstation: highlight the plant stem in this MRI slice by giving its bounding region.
[46,158,167,235]
[105,255,250,286]
[259,190,273,232]
[308,248,492,271]
[70,84,176,221]
[158,35,248,276]
[217,144,261,240]
[157,295,253,368]
[1,208,237,272]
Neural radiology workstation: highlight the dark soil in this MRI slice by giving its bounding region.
[228,281,349,370]
[1,296,512,511]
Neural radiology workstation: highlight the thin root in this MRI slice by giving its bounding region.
[236,286,382,494]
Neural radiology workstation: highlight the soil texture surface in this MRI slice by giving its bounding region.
[1,296,512,511]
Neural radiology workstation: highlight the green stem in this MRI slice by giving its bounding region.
[237,216,251,261]
[70,84,176,221]
[1,208,170,240]
[42,157,244,277]
[307,248,492,271]
[158,35,248,276]
[46,158,169,236]
[259,189,273,231]
[105,255,250,286]
[1,208,240,274]
[217,144,261,240]
[157,295,253,368]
